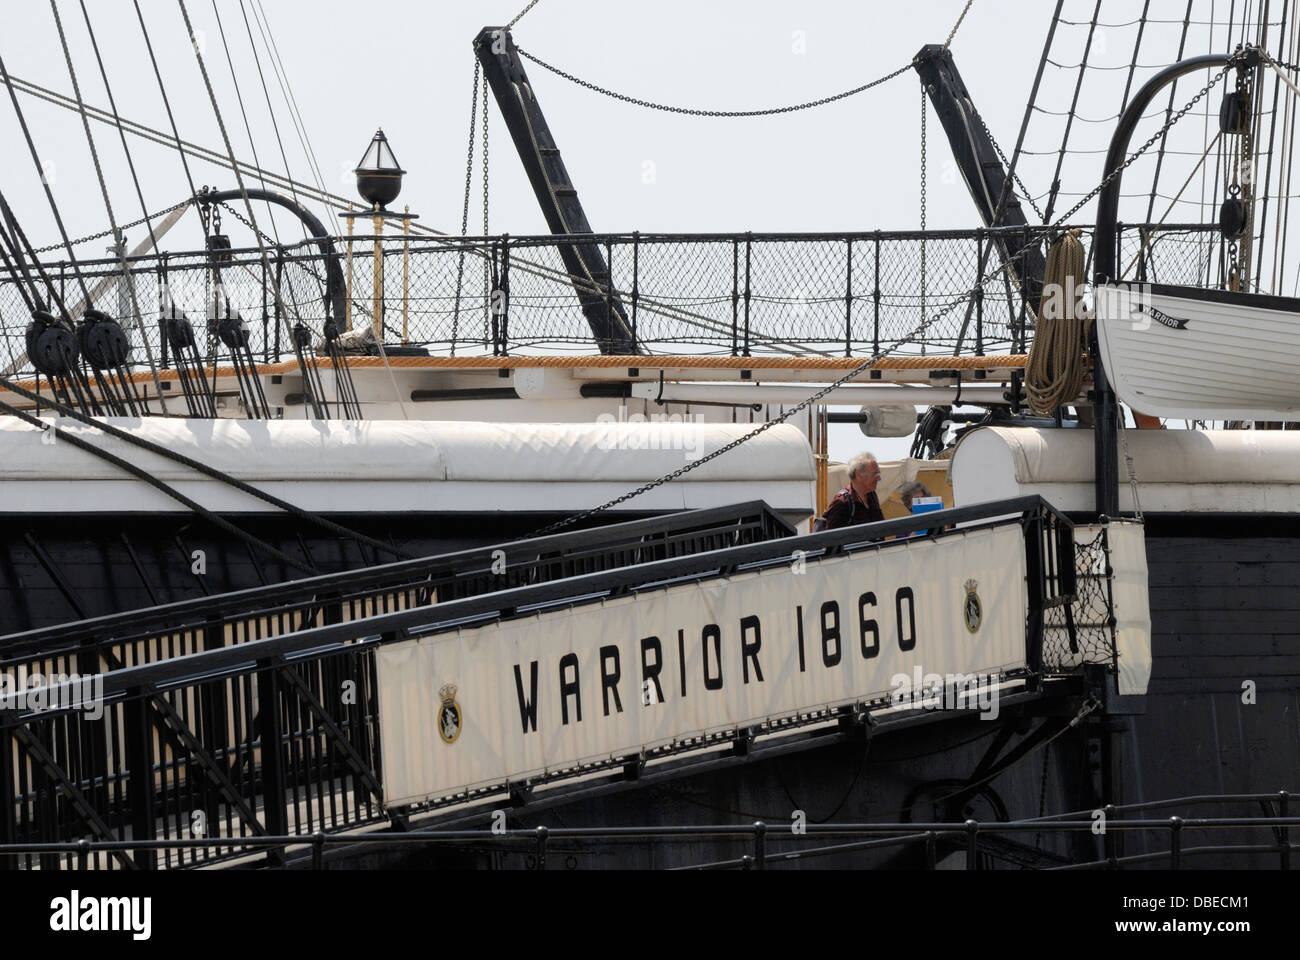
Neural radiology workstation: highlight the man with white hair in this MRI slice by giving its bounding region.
[814,452,885,531]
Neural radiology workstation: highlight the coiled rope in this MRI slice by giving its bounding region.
[1025,229,1088,415]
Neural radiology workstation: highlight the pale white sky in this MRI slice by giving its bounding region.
[0,0,1290,460]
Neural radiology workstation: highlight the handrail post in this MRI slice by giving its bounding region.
[312,831,325,870]
[1281,791,1291,870]
[536,824,549,871]
[924,830,937,869]
[1169,816,1182,869]
[731,238,740,356]
[844,237,854,357]
[872,232,882,356]
[965,819,979,870]
[124,686,155,870]
[500,234,511,356]
[742,232,752,358]
[1104,803,1117,866]
[257,658,288,866]
[753,820,766,870]
[630,232,640,350]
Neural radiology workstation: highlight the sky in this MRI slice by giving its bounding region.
[0,0,1291,461]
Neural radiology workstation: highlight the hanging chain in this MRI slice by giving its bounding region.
[979,114,1046,221]
[29,198,192,255]
[920,85,928,354]
[481,70,491,345]
[450,60,480,356]
[481,64,490,238]
[506,0,542,29]
[945,0,974,48]
[515,47,915,118]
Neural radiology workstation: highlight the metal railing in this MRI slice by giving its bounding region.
[2,792,1290,871]
[0,223,1221,375]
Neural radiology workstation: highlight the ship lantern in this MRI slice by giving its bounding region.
[353,127,405,209]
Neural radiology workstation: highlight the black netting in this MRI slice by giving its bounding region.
[1042,526,1116,672]
[0,223,1223,375]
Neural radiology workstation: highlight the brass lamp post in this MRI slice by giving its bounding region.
[340,128,418,343]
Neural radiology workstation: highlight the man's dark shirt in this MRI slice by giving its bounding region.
[814,486,884,531]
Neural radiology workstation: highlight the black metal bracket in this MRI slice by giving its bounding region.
[913,45,1046,305]
[474,27,637,354]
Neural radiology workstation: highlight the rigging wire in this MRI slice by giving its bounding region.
[0,54,94,305]
[53,0,171,416]
[248,0,340,236]
[133,0,199,202]
[237,0,314,239]
[1141,1,1197,231]
[1043,0,1104,223]
[210,0,288,246]
[176,0,335,420]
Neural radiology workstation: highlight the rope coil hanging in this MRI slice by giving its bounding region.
[1025,229,1088,415]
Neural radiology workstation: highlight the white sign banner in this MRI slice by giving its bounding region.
[377,524,1028,806]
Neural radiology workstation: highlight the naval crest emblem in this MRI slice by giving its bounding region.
[963,579,982,634]
[438,683,462,744]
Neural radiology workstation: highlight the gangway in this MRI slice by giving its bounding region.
[0,497,1148,870]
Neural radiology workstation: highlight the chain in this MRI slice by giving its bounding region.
[481,65,490,237]
[481,65,491,345]
[523,278,988,539]
[450,61,480,356]
[979,114,1046,221]
[506,0,542,30]
[920,85,928,353]
[510,1,975,120]
[945,0,974,48]
[516,47,913,118]
[29,198,191,255]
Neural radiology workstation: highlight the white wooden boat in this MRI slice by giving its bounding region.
[1095,282,1300,420]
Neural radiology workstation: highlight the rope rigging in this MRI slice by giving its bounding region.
[53,0,171,418]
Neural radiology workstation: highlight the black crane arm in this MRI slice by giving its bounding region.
[474,27,637,354]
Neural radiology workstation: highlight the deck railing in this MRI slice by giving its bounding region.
[0,223,1221,373]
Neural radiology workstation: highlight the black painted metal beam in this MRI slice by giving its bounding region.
[1090,50,1248,518]
[914,45,1047,305]
[197,187,347,332]
[474,27,637,353]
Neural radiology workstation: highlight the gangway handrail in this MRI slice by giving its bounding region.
[0,500,794,655]
[5,496,1071,706]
